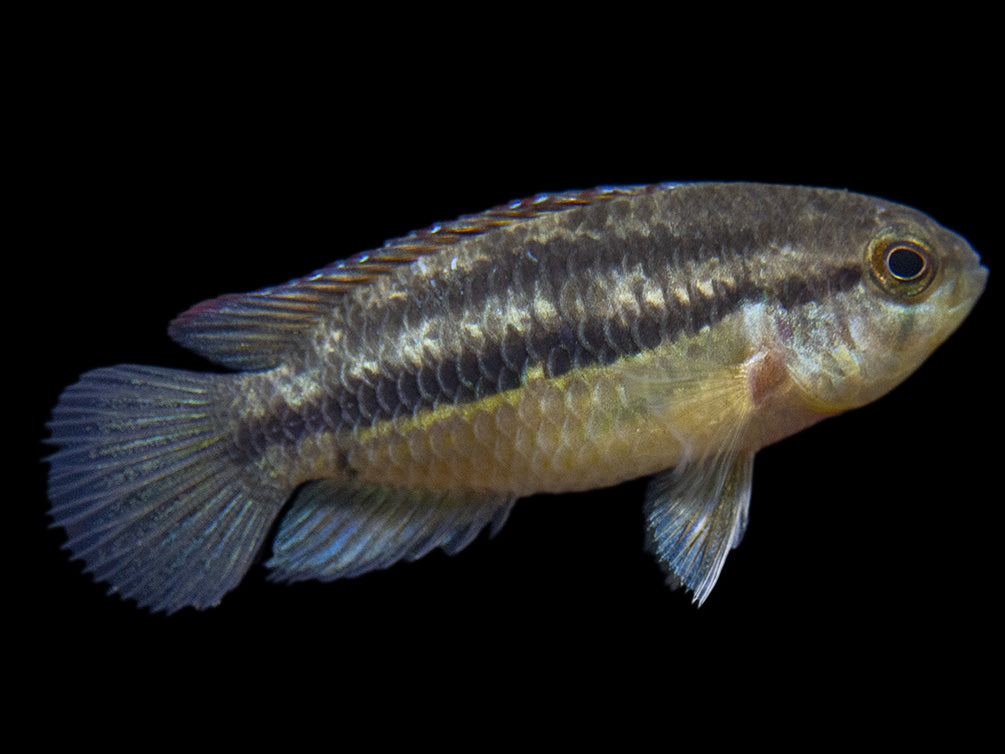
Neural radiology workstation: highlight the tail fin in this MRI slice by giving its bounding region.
[46,365,288,613]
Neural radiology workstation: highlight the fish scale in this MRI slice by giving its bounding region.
[46,182,987,611]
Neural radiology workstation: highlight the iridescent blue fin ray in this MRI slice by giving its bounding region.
[644,450,755,606]
[46,365,288,613]
[267,479,515,582]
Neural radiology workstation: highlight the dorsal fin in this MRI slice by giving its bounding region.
[168,185,660,370]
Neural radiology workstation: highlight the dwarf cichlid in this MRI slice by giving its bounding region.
[46,183,987,612]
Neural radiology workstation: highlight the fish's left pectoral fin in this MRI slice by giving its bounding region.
[644,449,755,606]
[266,480,515,583]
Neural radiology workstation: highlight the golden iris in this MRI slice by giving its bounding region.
[869,236,937,301]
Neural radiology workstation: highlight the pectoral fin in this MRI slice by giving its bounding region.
[625,348,776,604]
[644,449,755,606]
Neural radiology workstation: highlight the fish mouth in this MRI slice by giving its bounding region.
[947,261,988,316]
[944,236,988,316]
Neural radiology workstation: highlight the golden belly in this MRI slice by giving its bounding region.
[344,358,691,495]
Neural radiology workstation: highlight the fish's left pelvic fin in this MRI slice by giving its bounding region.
[266,479,516,583]
[626,349,783,603]
[644,449,755,606]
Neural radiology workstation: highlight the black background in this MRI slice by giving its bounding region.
[15,27,998,733]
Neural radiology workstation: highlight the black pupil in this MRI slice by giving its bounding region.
[887,246,926,280]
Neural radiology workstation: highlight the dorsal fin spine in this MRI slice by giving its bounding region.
[168,185,660,371]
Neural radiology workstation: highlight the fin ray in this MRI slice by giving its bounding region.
[267,479,516,583]
[168,186,657,369]
[632,354,758,605]
[645,449,755,605]
[46,365,290,613]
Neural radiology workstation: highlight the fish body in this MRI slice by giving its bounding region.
[46,183,987,611]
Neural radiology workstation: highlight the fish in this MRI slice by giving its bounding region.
[45,182,987,613]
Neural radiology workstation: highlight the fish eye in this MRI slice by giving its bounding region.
[886,244,927,280]
[868,236,938,301]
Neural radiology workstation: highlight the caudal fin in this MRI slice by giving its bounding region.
[46,365,288,613]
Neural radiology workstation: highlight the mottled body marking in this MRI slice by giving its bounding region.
[242,186,866,494]
[47,183,987,611]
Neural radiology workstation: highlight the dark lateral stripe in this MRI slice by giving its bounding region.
[234,264,863,455]
[333,221,767,378]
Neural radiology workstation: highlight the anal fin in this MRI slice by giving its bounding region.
[267,480,515,583]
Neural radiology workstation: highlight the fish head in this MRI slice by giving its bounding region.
[785,193,988,412]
